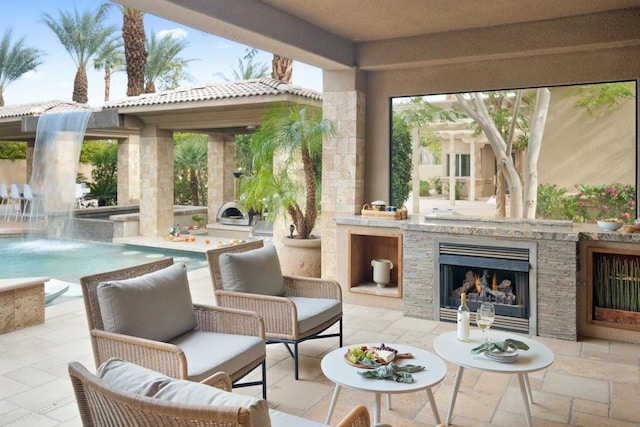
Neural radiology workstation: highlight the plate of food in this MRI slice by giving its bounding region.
[344,343,412,368]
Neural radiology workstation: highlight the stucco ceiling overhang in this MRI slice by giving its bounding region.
[113,0,640,72]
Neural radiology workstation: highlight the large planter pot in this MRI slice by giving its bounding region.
[279,236,321,278]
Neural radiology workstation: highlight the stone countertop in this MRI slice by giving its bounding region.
[335,214,640,243]
[0,277,49,290]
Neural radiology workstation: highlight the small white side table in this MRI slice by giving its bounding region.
[433,330,555,427]
[321,343,446,426]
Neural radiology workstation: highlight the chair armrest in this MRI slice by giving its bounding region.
[283,276,342,300]
[215,291,298,339]
[199,371,232,391]
[336,404,371,427]
[91,329,188,379]
[192,304,265,338]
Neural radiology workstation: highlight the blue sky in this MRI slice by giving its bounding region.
[0,0,322,106]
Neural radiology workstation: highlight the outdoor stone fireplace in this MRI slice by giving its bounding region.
[402,217,579,341]
[435,240,536,334]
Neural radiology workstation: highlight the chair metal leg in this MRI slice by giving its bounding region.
[339,318,343,347]
[294,342,299,380]
[261,360,267,399]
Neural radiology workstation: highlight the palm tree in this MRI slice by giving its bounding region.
[100,3,147,97]
[241,105,334,239]
[271,54,292,83]
[43,6,116,103]
[216,48,269,81]
[144,30,192,93]
[174,135,207,206]
[93,37,124,102]
[0,29,44,106]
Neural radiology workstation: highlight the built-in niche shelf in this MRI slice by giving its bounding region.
[348,230,402,298]
[587,247,640,332]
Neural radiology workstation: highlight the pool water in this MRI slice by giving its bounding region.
[0,235,207,284]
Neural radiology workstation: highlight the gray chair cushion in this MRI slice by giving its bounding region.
[97,358,271,427]
[97,262,197,342]
[288,297,342,334]
[219,244,285,296]
[170,330,265,382]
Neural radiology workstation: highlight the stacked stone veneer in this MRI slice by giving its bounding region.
[0,279,45,334]
[403,225,579,341]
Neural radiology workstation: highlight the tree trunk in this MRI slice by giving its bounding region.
[73,68,88,104]
[456,93,523,217]
[496,167,506,217]
[0,91,4,107]
[189,168,199,206]
[123,8,147,97]
[271,54,293,83]
[523,88,551,218]
[104,67,111,102]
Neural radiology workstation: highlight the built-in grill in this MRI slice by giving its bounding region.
[436,240,536,334]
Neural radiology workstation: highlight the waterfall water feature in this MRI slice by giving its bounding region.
[30,110,92,237]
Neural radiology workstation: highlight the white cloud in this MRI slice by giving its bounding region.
[22,70,41,80]
[157,28,188,40]
[215,41,231,49]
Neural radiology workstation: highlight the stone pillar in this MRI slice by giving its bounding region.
[207,132,236,222]
[117,134,140,205]
[25,139,35,184]
[321,69,367,280]
[139,125,174,237]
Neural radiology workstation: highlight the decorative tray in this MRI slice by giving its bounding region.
[361,205,408,220]
[344,344,413,369]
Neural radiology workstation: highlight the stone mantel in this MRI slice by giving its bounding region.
[335,214,640,243]
[335,214,640,342]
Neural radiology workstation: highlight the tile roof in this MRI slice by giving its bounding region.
[104,77,322,108]
[0,101,98,119]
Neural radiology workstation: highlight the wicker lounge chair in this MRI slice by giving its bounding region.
[206,240,343,380]
[68,360,370,427]
[80,258,267,398]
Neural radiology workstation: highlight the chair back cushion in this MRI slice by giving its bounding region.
[98,358,271,427]
[97,262,197,342]
[219,244,285,296]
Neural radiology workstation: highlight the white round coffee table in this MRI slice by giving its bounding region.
[433,330,554,427]
[321,343,446,426]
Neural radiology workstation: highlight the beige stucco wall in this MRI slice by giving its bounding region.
[539,86,636,188]
[0,159,93,187]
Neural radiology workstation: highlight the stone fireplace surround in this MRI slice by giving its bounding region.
[403,217,579,340]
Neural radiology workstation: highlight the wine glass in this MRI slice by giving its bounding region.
[476,302,495,342]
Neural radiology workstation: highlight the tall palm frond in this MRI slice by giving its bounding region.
[215,47,269,81]
[94,37,124,102]
[43,5,117,103]
[0,29,44,106]
[144,30,193,93]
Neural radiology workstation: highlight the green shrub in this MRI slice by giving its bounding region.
[419,180,430,196]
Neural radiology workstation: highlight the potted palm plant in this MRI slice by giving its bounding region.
[240,104,334,275]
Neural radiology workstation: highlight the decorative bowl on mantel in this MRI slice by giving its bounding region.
[596,220,623,231]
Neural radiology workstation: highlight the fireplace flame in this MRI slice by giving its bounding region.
[492,273,497,291]
[475,274,481,293]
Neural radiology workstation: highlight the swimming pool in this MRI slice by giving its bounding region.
[0,236,207,298]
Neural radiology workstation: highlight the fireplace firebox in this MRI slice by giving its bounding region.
[436,241,535,333]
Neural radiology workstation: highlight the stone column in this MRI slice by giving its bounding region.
[139,125,174,237]
[207,132,236,222]
[321,69,367,280]
[25,139,35,184]
[117,134,140,205]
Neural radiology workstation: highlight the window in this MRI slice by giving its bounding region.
[446,154,470,177]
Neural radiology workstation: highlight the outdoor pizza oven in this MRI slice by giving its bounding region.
[216,201,251,226]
